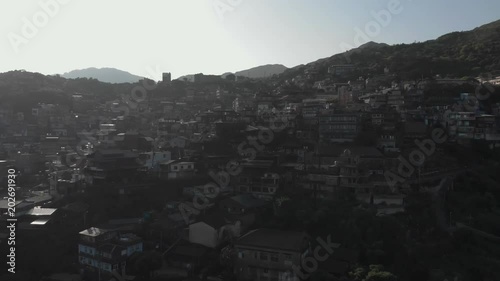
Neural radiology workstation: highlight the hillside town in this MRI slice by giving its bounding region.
[1,59,500,281]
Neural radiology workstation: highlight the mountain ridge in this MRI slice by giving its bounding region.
[177,64,288,82]
[276,19,500,82]
[61,67,145,84]
[6,19,500,87]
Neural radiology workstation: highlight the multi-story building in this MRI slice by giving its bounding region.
[233,95,256,113]
[194,73,223,83]
[447,113,500,143]
[233,159,280,200]
[234,229,310,281]
[338,86,353,106]
[370,110,398,127]
[474,114,497,140]
[302,170,340,199]
[336,148,380,194]
[328,64,356,76]
[138,151,172,171]
[404,89,424,109]
[446,112,476,140]
[371,112,384,126]
[84,150,142,184]
[162,72,171,83]
[159,160,196,180]
[318,111,360,143]
[301,146,390,199]
[387,90,404,110]
[157,118,177,137]
[78,227,143,280]
[300,99,327,126]
[377,135,399,153]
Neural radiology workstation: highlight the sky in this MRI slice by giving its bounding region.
[1,0,499,80]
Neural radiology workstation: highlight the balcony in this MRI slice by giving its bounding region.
[339,181,373,189]
[457,127,475,133]
[87,167,104,172]
[236,257,298,272]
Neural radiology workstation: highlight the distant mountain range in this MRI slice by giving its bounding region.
[61,64,288,84]
[17,18,500,87]
[61,67,144,84]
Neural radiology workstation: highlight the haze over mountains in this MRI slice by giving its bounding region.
[61,68,145,84]
[25,18,500,85]
[178,64,289,82]
[60,64,289,84]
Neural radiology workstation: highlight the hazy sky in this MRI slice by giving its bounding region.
[1,0,499,80]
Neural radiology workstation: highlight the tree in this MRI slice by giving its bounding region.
[130,251,163,280]
[350,265,398,281]
[364,265,397,281]
[365,270,397,281]
[350,267,367,281]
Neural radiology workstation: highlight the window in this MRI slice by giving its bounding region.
[101,263,111,271]
[252,186,261,192]
[271,254,279,262]
[260,252,268,260]
[79,256,86,264]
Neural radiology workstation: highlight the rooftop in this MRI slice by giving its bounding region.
[0,199,22,209]
[115,233,142,245]
[62,202,89,213]
[198,211,230,229]
[223,194,267,209]
[25,207,57,216]
[236,228,309,252]
[30,218,50,225]
[318,145,383,157]
[23,194,53,205]
[79,227,110,237]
